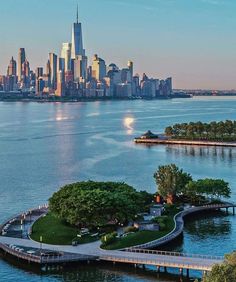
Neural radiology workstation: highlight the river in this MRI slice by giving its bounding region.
[0,97,236,281]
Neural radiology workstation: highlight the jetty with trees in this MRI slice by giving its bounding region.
[134,120,236,147]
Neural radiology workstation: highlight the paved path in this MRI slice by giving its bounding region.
[1,203,232,271]
[0,236,223,271]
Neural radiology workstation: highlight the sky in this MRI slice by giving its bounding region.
[1,0,236,90]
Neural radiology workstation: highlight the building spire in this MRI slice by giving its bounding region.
[76,3,79,24]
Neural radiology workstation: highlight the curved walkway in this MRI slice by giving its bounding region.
[129,202,236,249]
[0,236,223,271]
[0,202,234,272]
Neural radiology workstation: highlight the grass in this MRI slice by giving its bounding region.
[102,215,175,250]
[31,213,98,245]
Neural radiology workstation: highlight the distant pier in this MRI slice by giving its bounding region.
[134,131,236,147]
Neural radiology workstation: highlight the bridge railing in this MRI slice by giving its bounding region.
[129,202,236,249]
[41,253,94,264]
[101,255,214,271]
[124,248,224,261]
[0,243,41,263]
[0,204,48,234]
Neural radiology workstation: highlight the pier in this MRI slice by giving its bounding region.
[134,137,236,147]
[0,202,235,276]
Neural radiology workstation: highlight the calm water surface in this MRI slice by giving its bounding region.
[0,97,236,281]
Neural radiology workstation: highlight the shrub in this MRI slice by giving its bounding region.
[124,226,138,233]
[159,222,166,231]
[101,232,117,246]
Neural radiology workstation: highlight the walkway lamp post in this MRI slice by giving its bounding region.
[20,219,23,238]
[40,236,43,254]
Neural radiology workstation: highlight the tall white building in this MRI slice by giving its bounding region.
[61,43,71,72]
[92,54,106,81]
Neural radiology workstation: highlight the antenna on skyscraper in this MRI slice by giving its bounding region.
[76,3,79,23]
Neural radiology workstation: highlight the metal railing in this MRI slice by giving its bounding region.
[0,243,41,263]
[128,202,236,249]
[123,248,224,261]
[0,243,96,264]
[101,255,215,271]
[0,204,48,235]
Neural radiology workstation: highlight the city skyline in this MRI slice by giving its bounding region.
[0,4,173,99]
[1,0,236,90]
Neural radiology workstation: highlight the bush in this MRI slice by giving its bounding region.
[152,216,169,231]
[159,222,166,231]
[101,232,117,246]
[163,204,179,215]
[124,226,138,233]
[152,216,168,224]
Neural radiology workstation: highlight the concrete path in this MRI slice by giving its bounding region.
[0,236,223,271]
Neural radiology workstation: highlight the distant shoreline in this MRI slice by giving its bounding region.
[0,94,191,103]
[134,138,236,148]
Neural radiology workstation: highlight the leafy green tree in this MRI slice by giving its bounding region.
[165,120,236,141]
[204,252,236,282]
[153,164,192,201]
[185,179,231,200]
[49,181,152,228]
[165,126,173,136]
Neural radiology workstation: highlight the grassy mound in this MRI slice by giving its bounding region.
[31,213,98,245]
[102,216,175,250]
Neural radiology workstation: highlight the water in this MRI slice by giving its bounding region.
[0,97,236,281]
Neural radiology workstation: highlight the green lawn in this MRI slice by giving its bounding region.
[103,216,175,250]
[31,213,98,245]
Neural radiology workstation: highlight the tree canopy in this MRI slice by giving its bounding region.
[154,164,231,204]
[49,181,153,227]
[153,164,192,200]
[185,179,231,200]
[204,252,236,282]
[165,120,236,142]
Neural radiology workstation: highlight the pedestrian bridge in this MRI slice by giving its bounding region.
[0,236,223,273]
[0,203,231,276]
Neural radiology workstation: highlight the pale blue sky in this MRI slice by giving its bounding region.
[1,0,236,89]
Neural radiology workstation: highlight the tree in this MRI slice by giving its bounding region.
[165,126,173,136]
[203,252,236,282]
[185,179,231,200]
[49,181,152,228]
[164,120,236,142]
[154,164,192,202]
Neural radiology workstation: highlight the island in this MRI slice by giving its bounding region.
[1,164,236,282]
[134,120,236,147]
[30,165,231,250]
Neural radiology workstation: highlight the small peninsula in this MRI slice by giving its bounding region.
[30,166,231,250]
[134,120,236,147]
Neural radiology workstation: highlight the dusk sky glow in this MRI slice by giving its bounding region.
[1,0,236,89]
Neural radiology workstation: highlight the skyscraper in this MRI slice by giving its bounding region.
[92,54,106,81]
[74,55,88,82]
[127,60,133,79]
[70,6,87,82]
[17,48,26,80]
[56,70,65,97]
[35,67,43,79]
[7,57,17,76]
[71,6,85,59]
[61,43,71,72]
[49,53,57,90]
